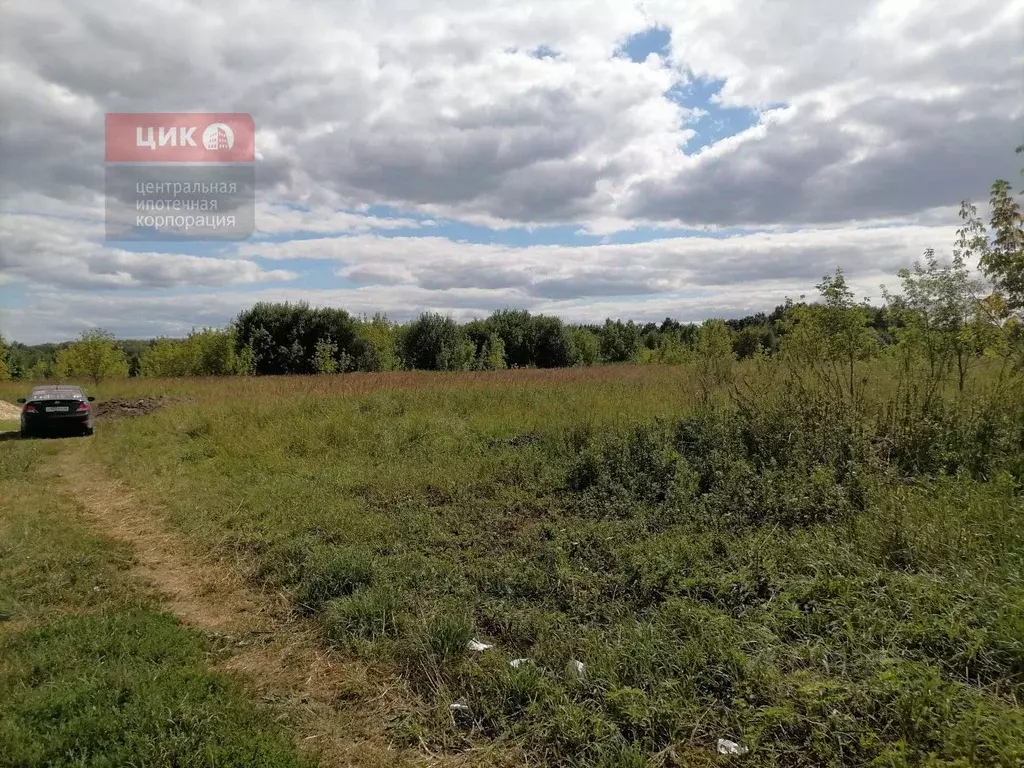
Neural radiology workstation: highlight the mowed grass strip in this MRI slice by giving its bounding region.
[91,363,1024,766]
[0,440,310,768]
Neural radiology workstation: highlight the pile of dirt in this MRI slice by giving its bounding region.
[95,396,172,419]
[0,400,23,420]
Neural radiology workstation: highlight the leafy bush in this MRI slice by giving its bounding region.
[233,301,358,375]
[141,328,245,377]
[402,313,474,371]
[352,313,401,372]
[566,419,684,506]
[53,329,130,383]
[566,391,874,528]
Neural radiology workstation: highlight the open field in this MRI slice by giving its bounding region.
[0,439,311,767]
[2,361,1023,767]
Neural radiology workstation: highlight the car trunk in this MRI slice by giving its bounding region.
[32,398,84,414]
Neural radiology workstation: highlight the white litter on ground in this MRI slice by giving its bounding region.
[717,738,749,755]
[509,658,530,668]
[466,639,493,652]
[568,659,586,679]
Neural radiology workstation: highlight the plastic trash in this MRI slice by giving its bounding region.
[717,738,749,755]
[466,639,493,652]
[509,658,530,668]
[568,659,586,679]
[449,702,472,726]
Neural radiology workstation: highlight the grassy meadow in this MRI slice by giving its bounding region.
[0,437,310,768]
[1,359,1022,766]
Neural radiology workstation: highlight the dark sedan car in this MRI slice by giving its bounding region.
[18,385,96,438]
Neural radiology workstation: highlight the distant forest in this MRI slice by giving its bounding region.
[1,154,1022,383]
[0,291,908,381]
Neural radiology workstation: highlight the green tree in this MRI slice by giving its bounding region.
[25,359,51,381]
[571,328,600,366]
[53,329,130,384]
[475,333,507,371]
[636,332,690,365]
[352,314,401,372]
[782,269,878,409]
[962,150,1024,313]
[531,315,576,368]
[599,319,641,363]
[732,326,764,359]
[0,330,10,381]
[487,309,535,368]
[140,328,243,377]
[402,313,472,371]
[235,344,256,376]
[233,302,357,375]
[883,250,994,392]
[140,338,192,378]
[695,319,735,399]
[314,337,339,373]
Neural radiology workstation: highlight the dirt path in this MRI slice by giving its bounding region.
[0,400,23,420]
[48,443,478,768]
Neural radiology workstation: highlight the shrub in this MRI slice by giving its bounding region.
[566,419,684,506]
[402,313,474,371]
[53,329,130,383]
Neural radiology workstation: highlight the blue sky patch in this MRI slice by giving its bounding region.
[668,77,787,150]
[617,26,670,63]
[615,27,785,151]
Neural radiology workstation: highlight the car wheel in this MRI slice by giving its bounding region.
[83,426,94,437]
[20,426,31,439]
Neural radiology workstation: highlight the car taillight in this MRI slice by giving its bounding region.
[23,404,37,413]
[77,402,90,412]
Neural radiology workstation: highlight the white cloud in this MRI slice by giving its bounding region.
[236,224,961,300]
[252,204,432,236]
[624,0,1024,225]
[0,0,1020,341]
[0,213,296,290]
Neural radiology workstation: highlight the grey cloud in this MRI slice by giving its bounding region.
[1,0,1020,345]
[415,264,530,292]
[627,91,1022,227]
[0,214,295,290]
[0,0,678,224]
[241,224,958,301]
[626,0,1024,227]
[5,0,1018,229]
[529,277,677,300]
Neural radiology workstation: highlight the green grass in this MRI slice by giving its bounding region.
[0,440,310,768]
[52,363,1024,765]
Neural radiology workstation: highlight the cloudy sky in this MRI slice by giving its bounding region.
[1,0,1022,343]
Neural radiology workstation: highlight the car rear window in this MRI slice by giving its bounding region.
[31,388,83,398]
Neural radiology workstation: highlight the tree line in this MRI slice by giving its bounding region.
[1,159,1021,384]
[0,310,779,382]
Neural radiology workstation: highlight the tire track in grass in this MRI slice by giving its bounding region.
[48,442,478,768]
